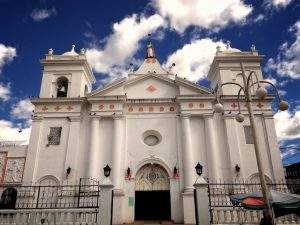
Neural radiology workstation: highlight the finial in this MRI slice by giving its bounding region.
[129,63,134,72]
[48,48,53,55]
[168,63,176,73]
[146,34,156,58]
[216,45,221,53]
[71,45,75,52]
[80,48,86,55]
[251,44,256,52]
[226,41,231,50]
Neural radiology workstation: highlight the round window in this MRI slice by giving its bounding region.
[142,130,162,146]
[144,135,159,146]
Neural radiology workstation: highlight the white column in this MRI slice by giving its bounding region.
[112,115,124,191]
[64,117,81,182]
[181,114,194,191]
[204,115,221,180]
[88,116,101,179]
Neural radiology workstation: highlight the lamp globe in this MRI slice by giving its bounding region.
[214,103,224,113]
[235,113,245,123]
[256,86,267,99]
[279,100,289,111]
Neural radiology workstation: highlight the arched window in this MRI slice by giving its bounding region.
[0,187,18,209]
[56,77,68,97]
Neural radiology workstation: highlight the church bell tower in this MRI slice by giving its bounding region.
[39,45,95,98]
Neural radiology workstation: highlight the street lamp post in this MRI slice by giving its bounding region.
[213,62,289,225]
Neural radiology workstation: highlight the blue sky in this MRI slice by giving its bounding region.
[0,0,299,165]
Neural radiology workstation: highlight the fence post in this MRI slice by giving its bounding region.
[99,178,114,225]
[193,177,210,225]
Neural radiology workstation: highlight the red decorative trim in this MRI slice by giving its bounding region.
[42,106,48,111]
[54,106,61,111]
[188,103,193,108]
[128,106,133,112]
[149,106,154,112]
[257,102,264,108]
[159,106,164,112]
[99,104,104,110]
[138,107,144,112]
[146,58,156,64]
[109,104,115,109]
[231,102,238,108]
[199,103,204,108]
[66,105,73,111]
[146,85,157,92]
[170,107,175,111]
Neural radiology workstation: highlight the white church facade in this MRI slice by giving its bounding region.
[0,41,285,224]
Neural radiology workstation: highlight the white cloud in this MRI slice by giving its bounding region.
[164,38,226,81]
[152,0,252,33]
[253,14,265,23]
[266,20,300,79]
[86,14,166,79]
[11,99,34,122]
[0,120,31,145]
[0,44,16,73]
[30,7,56,22]
[274,110,300,140]
[265,0,294,8]
[0,83,11,101]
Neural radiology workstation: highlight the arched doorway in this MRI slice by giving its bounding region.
[135,163,171,221]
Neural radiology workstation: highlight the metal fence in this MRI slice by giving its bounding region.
[0,178,100,209]
[207,180,300,224]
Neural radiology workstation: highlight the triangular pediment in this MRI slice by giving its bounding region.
[88,73,211,99]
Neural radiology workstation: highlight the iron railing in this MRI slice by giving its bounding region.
[207,180,300,224]
[0,178,100,209]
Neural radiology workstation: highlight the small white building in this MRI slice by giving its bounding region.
[0,41,285,224]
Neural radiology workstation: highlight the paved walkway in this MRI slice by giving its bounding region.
[117,221,187,225]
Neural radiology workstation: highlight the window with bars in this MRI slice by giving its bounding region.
[243,125,254,144]
[47,127,62,145]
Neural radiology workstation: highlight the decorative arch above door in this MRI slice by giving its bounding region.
[135,163,170,191]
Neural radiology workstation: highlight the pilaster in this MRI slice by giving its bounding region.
[23,116,44,183]
[112,115,124,191]
[263,115,285,181]
[223,115,244,180]
[88,116,101,179]
[64,116,81,183]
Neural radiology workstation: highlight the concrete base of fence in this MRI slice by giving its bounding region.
[194,177,210,225]
[112,189,125,225]
[99,178,114,225]
[182,189,196,224]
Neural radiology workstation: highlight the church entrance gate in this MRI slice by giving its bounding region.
[135,163,171,221]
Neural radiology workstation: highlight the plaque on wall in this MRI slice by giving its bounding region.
[3,158,25,183]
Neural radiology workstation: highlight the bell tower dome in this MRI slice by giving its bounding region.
[39,45,95,98]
